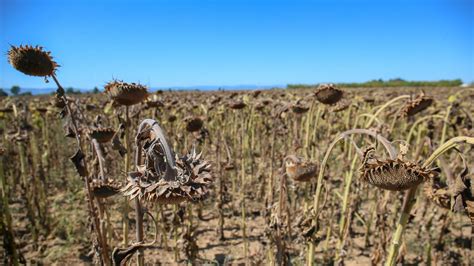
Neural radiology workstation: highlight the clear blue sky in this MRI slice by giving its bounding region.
[1,0,473,90]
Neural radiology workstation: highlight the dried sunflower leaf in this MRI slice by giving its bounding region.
[112,131,127,157]
[70,149,87,177]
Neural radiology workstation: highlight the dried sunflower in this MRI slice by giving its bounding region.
[401,93,433,117]
[294,206,325,244]
[423,179,451,209]
[271,102,290,119]
[252,90,262,98]
[122,119,213,204]
[0,107,14,113]
[285,155,318,182]
[228,100,246,110]
[260,98,273,106]
[89,127,116,143]
[90,179,122,198]
[8,45,58,77]
[314,84,343,105]
[144,95,164,109]
[291,102,310,114]
[424,157,472,212]
[359,148,436,191]
[35,107,48,113]
[51,95,66,109]
[104,80,148,106]
[168,115,177,123]
[184,116,204,132]
[254,102,266,111]
[209,96,222,105]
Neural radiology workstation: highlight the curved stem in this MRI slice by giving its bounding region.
[422,136,474,168]
[308,129,396,265]
[405,115,445,144]
[388,105,405,134]
[453,87,474,98]
[440,104,453,144]
[365,95,410,128]
[314,128,396,212]
[358,113,384,128]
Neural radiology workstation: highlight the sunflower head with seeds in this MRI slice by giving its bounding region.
[104,80,148,106]
[314,83,344,105]
[122,119,213,204]
[8,45,59,77]
[359,145,438,191]
[400,92,434,117]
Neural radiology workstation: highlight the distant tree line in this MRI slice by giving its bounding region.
[0,86,101,96]
[0,85,32,96]
[287,78,464,89]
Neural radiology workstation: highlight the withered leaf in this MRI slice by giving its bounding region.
[112,245,141,266]
[59,108,67,119]
[70,149,87,177]
[112,132,127,157]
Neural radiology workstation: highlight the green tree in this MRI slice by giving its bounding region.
[92,87,100,94]
[10,85,20,96]
[66,87,82,94]
[0,88,8,97]
[66,87,75,94]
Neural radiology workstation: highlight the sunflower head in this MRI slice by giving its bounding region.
[228,100,246,110]
[104,80,148,106]
[8,45,58,77]
[401,93,433,117]
[89,127,116,143]
[91,179,122,198]
[285,155,318,182]
[359,148,436,191]
[122,119,213,204]
[314,83,343,105]
[291,101,310,114]
[123,150,213,204]
[184,116,204,132]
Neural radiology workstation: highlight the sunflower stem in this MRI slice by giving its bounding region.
[51,74,110,265]
[309,129,396,265]
[365,95,410,128]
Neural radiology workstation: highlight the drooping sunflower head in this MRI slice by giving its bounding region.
[123,149,213,204]
[184,116,204,132]
[91,179,122,198]
[227,99,246,110]
[122,119,213,204]
[291,101,310,114]
[401,93,434,117]
[89,127,116,143]
[314,83,343,105]
[285,155,318,182]
[104,80,148,106]
[8,45,58,77]
[359,148,437,191]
